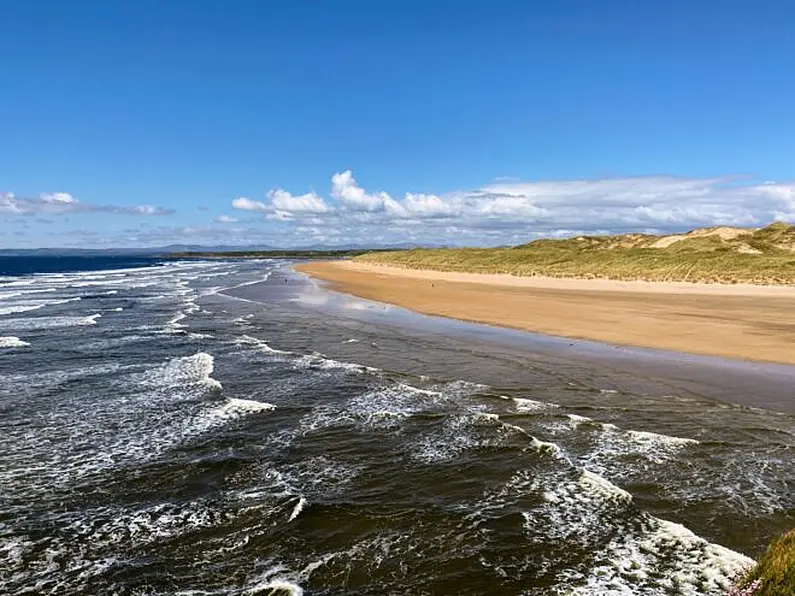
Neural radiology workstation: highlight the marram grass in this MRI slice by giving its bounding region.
[730,529,795,596]
[357,223,795,285]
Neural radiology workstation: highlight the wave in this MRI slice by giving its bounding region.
[244,578,304,596]
[0,498,244,595]
[171,397,276,441]
[235,334,292,355]
[225,271,274,291]
[0,313,101,331]
[235,335,381,375]
[0,296,82,316]
[467,457,753,595]
[343,384,444,431]
[527,469,752,594]
[0,355,265,501]
[288,496,307,522]
[296,352,380,374]
[512,396,559,412]
[558,417,701,474]
[139,352,222,393]
[0,288,57,300]
[77,334,149,350]
[0,279,36,288]
[0,336,30,348]
[165,312,187,329]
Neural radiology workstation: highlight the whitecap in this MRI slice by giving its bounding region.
[288,496,307,522]
[224,397,276,413]
[235,334,291,355]
[296,352,377,373]
[0,303,46,315]
[578,423,701,473]
[0,279,35,288]
[512,396,558,412]
[245,579,303,596]
[135,352,222,396]
[0,296,82,315]
[0,313,101,331]
[578,469,633,502]
[174,398,275,439]
[0,336,29,348]
[562,516,753,595]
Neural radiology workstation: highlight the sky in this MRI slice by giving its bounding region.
[2,0,795,248]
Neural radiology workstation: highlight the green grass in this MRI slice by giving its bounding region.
[357,224,795,285]
[732,529,795,596]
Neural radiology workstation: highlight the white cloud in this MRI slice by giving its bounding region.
[268,189,331,213]
[331,170,391,212]
[400,193,456,218]
[229,171,795,246]
[215,215,238,223]
[231,196,268,211]
[0,191,173,216]
[126,205,172,215]
[1,192,20,213]
[40,192,78,204]
[232,190,333,219]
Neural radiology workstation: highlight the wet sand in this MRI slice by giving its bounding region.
[296,261,795,366]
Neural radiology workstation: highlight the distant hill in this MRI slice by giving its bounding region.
[357,223,795,285]
[0,242,443,257]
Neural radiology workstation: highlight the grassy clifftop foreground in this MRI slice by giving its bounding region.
[732,529,795,596]
[358,223,795,285]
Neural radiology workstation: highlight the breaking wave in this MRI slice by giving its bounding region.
[0,313,101,331]
[0,336,29,348]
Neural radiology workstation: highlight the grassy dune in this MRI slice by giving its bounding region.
[358,223,795,285]
[732,529,795,596]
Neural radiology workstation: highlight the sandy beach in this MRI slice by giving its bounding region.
[296,260,795,365]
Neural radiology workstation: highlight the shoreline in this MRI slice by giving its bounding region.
[296,260,795,366]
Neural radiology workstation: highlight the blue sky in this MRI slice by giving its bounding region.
[2,0,795,248]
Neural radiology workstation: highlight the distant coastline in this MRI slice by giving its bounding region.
[162,249,398,260]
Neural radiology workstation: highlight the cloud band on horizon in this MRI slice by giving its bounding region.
[229,170,795,244]
[0,192,174,216]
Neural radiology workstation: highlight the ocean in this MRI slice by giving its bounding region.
[0,256,793,595]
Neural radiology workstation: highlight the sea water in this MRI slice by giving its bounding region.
[1,257,793,595]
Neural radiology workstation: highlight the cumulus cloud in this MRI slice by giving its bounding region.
[231,196,268,211]
[228,171,795,245]
[215,215,238,223]
[232,190,333,220]
[0,191,173,216]
[268,189,331,214]
[331,170,393,212]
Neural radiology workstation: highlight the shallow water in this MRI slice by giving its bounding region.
[0,258,793,595]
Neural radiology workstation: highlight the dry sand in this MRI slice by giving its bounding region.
[296,261,795,365]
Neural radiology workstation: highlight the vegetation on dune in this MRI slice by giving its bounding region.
[357,223,795,285]
[730,529,795,596]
